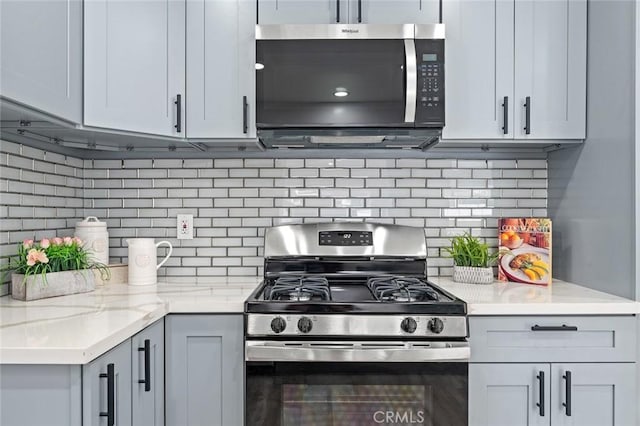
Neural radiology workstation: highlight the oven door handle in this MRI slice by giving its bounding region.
[245,341,469,363]
[404,39,417,123]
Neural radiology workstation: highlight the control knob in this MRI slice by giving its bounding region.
[428,317,444,334]
[297,317,313,333]
[270,316,286,334]
[400,317,418,333]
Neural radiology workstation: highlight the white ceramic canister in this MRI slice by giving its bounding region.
[75,216,109,265]
[126,238,173,286]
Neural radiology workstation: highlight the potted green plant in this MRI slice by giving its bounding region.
[3,236,109,301]
[444,233,498,284]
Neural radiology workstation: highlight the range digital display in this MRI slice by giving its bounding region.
[319,231,373,246]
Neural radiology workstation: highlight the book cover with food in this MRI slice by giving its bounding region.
[498,218,552,286]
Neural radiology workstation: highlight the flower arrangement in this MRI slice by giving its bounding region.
[5,236,109,283]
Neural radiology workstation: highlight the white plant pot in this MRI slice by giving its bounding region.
[452,265,494,285]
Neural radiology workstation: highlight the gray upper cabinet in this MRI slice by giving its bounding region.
[165,315,244,426]
[514,0,586,139]
[84,0,185,136]
[186,0,256,139]
[258,0,438,24]
[82,339,132,426]
[443,0,586,140]
[132,319,164,426]
[0,0,82,123]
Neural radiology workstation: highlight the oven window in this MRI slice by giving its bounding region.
[246,362,467,426]
[256,40,407,127]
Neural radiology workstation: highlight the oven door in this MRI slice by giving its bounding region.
[256,25,417,128]
[245,340,468,426]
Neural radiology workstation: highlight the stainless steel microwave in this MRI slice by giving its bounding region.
[255,24,445,149]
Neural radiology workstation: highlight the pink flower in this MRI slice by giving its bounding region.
[72,236,82,245]
[40,238,50,249]
[26,249,49,266]
[23,239,34,249]
[52,237,63,245]
[63,236,73,246]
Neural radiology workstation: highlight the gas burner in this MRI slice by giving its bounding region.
[368,276,440,303]
[264,276,331,302]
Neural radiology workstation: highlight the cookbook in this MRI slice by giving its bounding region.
[498,218,552,286]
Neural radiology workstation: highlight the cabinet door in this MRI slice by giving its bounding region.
[469,363,550,426]
[441,0,513,140]
[552,363,636,426]
[0,0,82,123]
[514,0,586,139]
[350,0,439,24]
[82,339,132,426]
[165,315,244,426]
[84,0,185,136]
[186,0,256,139]
[258,0,346,24]
[132,320,164,426]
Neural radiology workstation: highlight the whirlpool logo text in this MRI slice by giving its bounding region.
[373,410,425,424]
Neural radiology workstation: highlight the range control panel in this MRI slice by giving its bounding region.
[415,39,445,126]
[319,231,373,246]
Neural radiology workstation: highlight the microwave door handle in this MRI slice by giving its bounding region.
[404,39,417,123]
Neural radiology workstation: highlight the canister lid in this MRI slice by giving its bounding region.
[75,216,107,229]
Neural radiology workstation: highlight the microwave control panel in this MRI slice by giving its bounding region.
[415,39,445,126]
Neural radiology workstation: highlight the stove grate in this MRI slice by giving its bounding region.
[264,276,331,301]
[367,276,440,302]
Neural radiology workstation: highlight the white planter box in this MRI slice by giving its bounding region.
[11,270,95,301]
[453,265,494,285]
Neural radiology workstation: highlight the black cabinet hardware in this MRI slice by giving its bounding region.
[531,324,578,332]
[536,371,545,417]
[138,339,151,392]
[524,96,531,134]
[501,96,508,134]
[563,371,572,416]
[175,94,182,133]
[243,96,248,134]
[336,0,340,22]
[357,0,362,22]
[99,363,115,426]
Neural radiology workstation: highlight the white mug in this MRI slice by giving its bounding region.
[126,238,173,285]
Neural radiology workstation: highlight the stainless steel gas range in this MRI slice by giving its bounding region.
[245,222,468,426]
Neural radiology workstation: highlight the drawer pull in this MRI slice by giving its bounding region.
[531,324,578,332]
[563,371,572,416]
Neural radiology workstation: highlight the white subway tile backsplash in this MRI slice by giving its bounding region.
[0,140,548,281]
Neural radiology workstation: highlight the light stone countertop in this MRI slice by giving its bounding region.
[0,276,637,364]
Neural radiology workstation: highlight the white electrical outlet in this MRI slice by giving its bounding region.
[177,214,193,239]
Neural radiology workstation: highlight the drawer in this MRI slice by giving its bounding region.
[469,315,637,362]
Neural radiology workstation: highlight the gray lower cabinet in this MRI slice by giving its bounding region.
[82,338,133,426]
[186,0,256,139]
[470,363,636,426]
[469,363,550,426]
[132,319,165,426]
[0,0,82,123]
[166,314,244,426]
[0,365,82,426]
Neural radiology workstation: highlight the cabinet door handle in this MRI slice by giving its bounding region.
[501,96,508,134]
[99,363,115,426]
[242,96,248,134]
[563,371,572,416]
[138,339,151,392]
[524,96,531,134]
[174,94,182,133]
[531,324,578,332]
[357,0,362,22]
[536,371,545,417]
[336,0,340,22]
